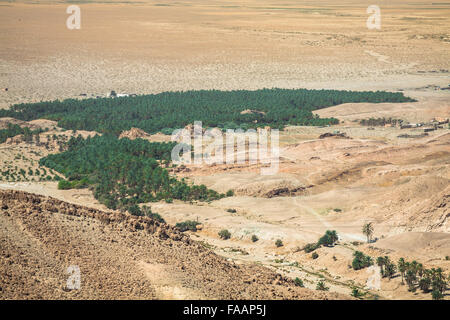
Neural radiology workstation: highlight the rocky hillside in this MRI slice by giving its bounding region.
[0,190,346,299]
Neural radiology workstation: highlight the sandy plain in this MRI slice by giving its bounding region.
[0,0,449,107]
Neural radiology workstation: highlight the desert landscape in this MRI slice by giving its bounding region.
[0,0,449,301]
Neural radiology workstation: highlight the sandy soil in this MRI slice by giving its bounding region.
[1,115,448,299]
[0,0,449,300]
[1,190,347,299]
[0,1,449,108]
[148,122,449,299]
[315,91,450,124]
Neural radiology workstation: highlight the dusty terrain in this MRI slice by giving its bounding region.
[153,126,450,299]
[0,0,449,108]
[1,116,448,299]
[0,0,449,300]
[1,189,346,299]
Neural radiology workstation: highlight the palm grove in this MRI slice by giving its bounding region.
[4,88,415,214]
[357,223,448,299]
[0,88,415,135]
[40,135,227,213]
[302,227,448,299]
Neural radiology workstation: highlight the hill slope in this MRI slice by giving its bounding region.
[0,190,345,300]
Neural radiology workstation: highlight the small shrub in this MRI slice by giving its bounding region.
[352,251,373,270]
[218,229,231,240]
[275,239,283,247]
[316,280,329,291]
[294,278,304,287]
[57,179,72,190]
[251,235,259,242]
[432,289,444,300]
[351,288,363,298]
[165,198,173,203]
[333,208,342,212]
[312,252,319,259]
[226,208,237,213]
[226,190,234,197]
[57,177,89,189]
[176,220,200,232]
[304,243,319,253]
[274,259,284,263]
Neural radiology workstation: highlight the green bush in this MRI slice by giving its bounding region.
[57,179,72,190]
[312,252,319,259]
[432,289,444,300]
[316,280,329,291]
[351,288,363,298]
[352,251,373,270]
[294,278,304,287]
[317,230,339,247]
[275,239,283,247]
[226,208,237,213]
[218,229,231,240]
[175,220,200,232]
[304,243,319,253]
[251,235,259,242]
[226,190,234,197]
[57,177,89,190]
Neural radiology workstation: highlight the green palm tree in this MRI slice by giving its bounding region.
[419,270,432,292]
[398,258,407,284]
[362,222,374,243]
[417,263,424,278]
[383,257,396,280]
[376,256,385,276]
[431,268,446,296]
[405,269,417,292]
